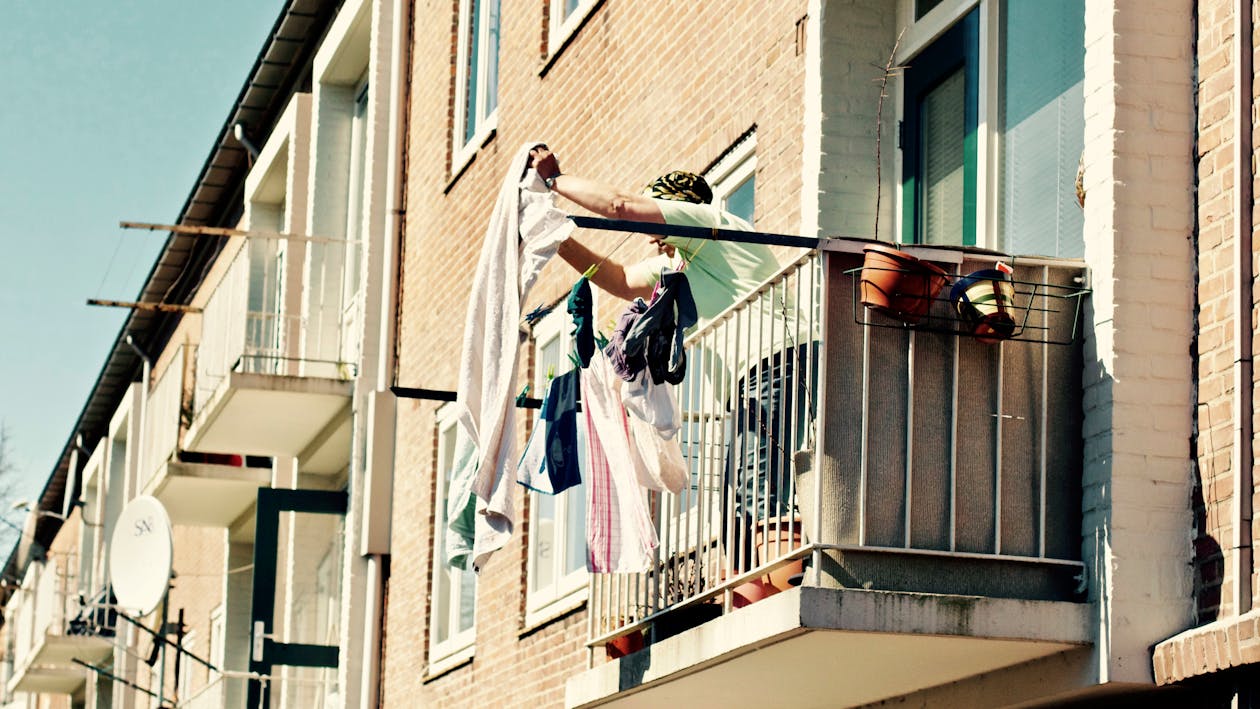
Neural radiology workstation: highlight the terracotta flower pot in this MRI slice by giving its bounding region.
[732,576,778,608]
[605,630,644,659]
[859,245,949,324]
[753,516,804,593]
[950,269,1017,344]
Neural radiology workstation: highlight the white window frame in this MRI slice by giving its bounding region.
[706,135,757,219]
[339,77,370,367]
[523,310,588,628]
[428,405,476,673]
[453,0,501,171]
[547,0,600,57]
[208,604,225,670]
[178,629,199,700]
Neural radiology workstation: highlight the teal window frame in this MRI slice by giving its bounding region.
[900,8,979,247]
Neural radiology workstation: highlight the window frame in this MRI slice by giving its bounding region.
[706,134,757,221]
[427,405,477,673]
[523,309,588,629]
[896,0,1084,257]
[453,0,501,172]
[547,0,601,58]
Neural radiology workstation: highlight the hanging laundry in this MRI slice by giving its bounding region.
[622,369,681,438]
[517,405,554,495]
[448,142,576,572]
[604,297,649,380]
[625,405,688,495]
[567,277,595,367]
[543,369,582,494]
[623,270,698,385]
[582,353,658,573]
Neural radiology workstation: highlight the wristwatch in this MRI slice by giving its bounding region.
[544,173,560,190]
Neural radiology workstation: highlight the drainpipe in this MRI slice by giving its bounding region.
[360,0,411,706]
[124,334,152,497]
[1233,0,1254,616]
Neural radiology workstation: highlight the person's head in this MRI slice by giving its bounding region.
[644,171,712,205]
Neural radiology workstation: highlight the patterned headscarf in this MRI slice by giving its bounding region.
[644,171,713,205]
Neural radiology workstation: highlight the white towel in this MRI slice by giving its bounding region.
[449,142,575,572]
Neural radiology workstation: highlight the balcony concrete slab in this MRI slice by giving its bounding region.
[186,371,351,458]
[566,586,1091,708]
[142,460,272,527]
[9,633,112,694]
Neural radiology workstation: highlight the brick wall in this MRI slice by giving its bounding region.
[385,1,809,706]
[1194,0,1241,625]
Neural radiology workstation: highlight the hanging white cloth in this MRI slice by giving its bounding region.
[447,142,575,572]
[582,353,659,573]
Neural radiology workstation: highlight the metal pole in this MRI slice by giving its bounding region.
[157,585,169,707]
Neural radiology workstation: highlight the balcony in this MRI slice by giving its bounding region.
[184,244,353,469]
[139,345,272,527]
[7,557,112,696]
[567,244,1091,707]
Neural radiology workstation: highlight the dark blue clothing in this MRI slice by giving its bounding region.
[543,369,582,494]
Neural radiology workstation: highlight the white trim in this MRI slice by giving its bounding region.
[427,404,476,669]
[452,0,500,169]
[547,0,600,58]
[707,136,757,216]
[896,0,979,63]
[523,310,589,626]
[246,95,309,208]
[313,0,371,86]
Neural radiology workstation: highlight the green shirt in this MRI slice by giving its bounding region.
[625,199,782,327]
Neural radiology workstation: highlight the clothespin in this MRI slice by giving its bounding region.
[995,261,1014,275]
[547,364,557,381]
[582,263,600,279]
[566,352,582,369]
[515,384,531,408]
[524,303,555,325]
[594,330,610,350]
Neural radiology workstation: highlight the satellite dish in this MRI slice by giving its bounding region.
[109,496,173,616]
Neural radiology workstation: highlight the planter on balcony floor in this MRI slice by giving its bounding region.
[753,515,805,592]
[652,602,723,642]
[859,244,949,324]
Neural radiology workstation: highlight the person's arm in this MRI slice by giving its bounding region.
[555,236,656,301]
[530,146,665,223]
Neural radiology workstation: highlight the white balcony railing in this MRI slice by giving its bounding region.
[142,345,187,491]
[10,555,80,673]
[589,251,823,647]
[193,240,359,418]
[587,248,1088,650]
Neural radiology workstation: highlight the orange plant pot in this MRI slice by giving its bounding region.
[605,630,644,660]
[859,244,949,324]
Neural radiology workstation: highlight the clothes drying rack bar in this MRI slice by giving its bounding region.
[390,386,548,409]
[569,215,825,249]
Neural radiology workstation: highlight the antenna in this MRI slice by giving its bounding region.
[109,496,174,616]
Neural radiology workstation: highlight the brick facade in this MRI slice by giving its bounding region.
[385,1,809,705]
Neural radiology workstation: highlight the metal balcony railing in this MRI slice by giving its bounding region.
[587,248,1087,650]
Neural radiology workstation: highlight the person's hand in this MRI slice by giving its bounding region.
[529,144,561,181]
[650,236,676,258]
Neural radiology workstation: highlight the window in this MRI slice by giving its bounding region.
[548,0,599,57]
[178,630,198,700]
[524,310,588,627]
[340,80,370,366]
[707,134,757,223]
[454,0,501,164]
[209,605,225,670]
[429,406,476,670]
[899,0,1084,257]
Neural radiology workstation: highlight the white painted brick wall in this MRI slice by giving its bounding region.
[1081,0,1196,685]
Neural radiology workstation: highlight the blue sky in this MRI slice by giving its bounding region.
[0,1,286,507]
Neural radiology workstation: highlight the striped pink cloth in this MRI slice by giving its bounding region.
[582,355,658,573]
